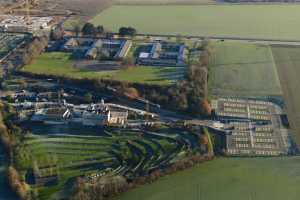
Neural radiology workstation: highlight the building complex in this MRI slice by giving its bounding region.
[137,42,187,67]
[62,37,132,60]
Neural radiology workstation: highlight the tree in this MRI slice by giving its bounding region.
[121,57,135,67]
[83,93,93,103]
[124,87,139,99]
[119,27,137,37]
[81,23,96,35]
[74,25,81,37]
[50,26,64,40]
[201,99,212,116]
[7,166,30,200]
[96,25,104,35]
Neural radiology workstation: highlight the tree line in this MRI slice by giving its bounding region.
[3,36,49,76]
[0,103,33,200]
[69,22,137,37]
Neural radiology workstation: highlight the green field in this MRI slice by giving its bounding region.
[209,41,282,96]
[272,46,300,145]
[21,52,182,85]
[116,157,300,200]
[91,5,300,40]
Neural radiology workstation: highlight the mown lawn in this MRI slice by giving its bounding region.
[209,41,282,96]
[116,157,300,200]
[22,52,183,85]
[91,5,300,40]
[112,66,182,85]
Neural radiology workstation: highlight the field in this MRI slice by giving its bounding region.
[91,5,300,40]
[113,0,216,5]
[116,157,300,200]
[21,52,183,85]
[272,46,300,145]
[209,41,282,96]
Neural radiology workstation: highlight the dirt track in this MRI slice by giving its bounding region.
[272,46,300,146]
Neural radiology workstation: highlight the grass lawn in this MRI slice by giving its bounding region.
[21,52,115,79]
[112,66,183,85]
[209,41,282,96]
[22,52,183,85]
[91,5,300,40]
[116,157,300,200]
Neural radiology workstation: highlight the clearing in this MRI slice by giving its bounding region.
[21,52,183,85]
[209,41,282,96]
[272,46,300,145]
[116,157,300,200]
[91,5,300,40]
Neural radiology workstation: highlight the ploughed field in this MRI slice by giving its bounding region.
[116,157,300,200]
[271,46,300,145]
[91,5,300,40]
[209,41,282,97]
[21,52,183,85]
[17,124,207,199]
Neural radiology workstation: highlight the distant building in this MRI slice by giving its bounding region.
[0,15,53,33]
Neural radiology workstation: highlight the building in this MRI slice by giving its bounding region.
[62,38,132,60]
[31,107,71,124]
[0,15,53,33]
[107,110,128,125]
[137,42,187,67]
